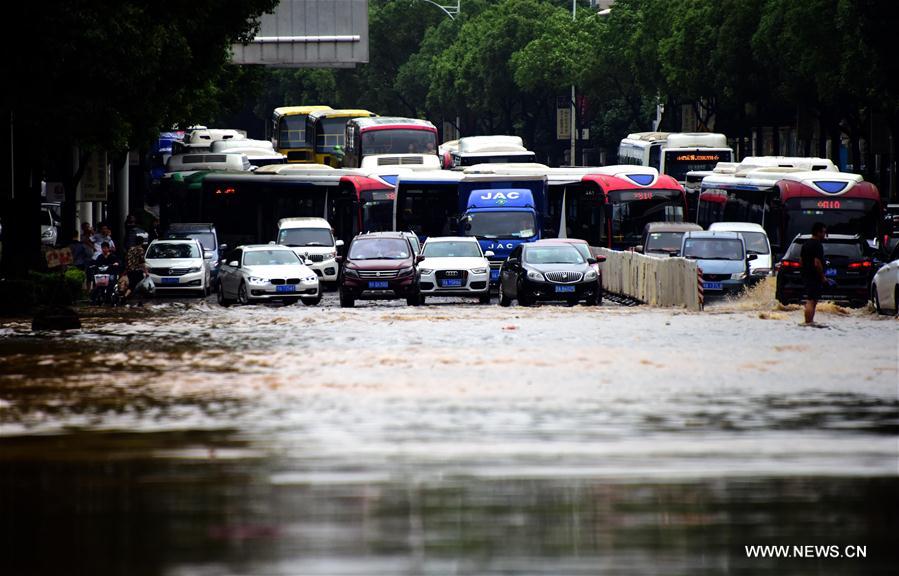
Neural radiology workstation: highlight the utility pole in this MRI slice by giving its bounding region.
[570,0,576,166]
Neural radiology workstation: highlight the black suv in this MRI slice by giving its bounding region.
[775,234,878,307]
[338,232,422,307]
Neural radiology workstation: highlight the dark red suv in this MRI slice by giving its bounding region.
[338,232,422,307]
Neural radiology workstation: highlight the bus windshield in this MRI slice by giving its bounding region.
[279,115,307,148]
[664,150,732,182]
[463,211,536,239]
[697,187,775,228]
[608,189,684,247]
[361,190,395,232]
[362,129,437,156]
[315,118,349,152]
[396,185,459,238]
[783,198,879,243]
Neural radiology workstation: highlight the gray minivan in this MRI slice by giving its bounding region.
[681,231,756,295]
[163,223,225,287]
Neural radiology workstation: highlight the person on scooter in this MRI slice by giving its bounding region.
[123,232,149,305]
[89,242,122,303]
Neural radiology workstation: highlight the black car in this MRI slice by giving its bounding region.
[775,234,878,307]
[498,242,600,306]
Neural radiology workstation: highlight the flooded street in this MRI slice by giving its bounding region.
[1,293,897,575]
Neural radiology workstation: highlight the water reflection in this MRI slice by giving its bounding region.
[1,431,896,575]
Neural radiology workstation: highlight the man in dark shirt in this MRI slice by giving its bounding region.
[800,222,827,325]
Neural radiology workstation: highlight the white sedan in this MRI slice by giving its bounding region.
[417,236,493,304]
[146,239,210,295]
[871,243,899,315]
[217,244,320,306]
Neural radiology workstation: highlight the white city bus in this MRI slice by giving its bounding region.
[618,132,734,184]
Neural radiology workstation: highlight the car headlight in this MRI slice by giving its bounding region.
[419,268,434,275]
[304,275,317,282]
[343,267,359,278]
[584,269,598,281]
[247,276,268,285]
[397,266,414,277]
[526,270,544,282]
[187,266,202,273]
[324,251,337,260]
[731,272,747,280]
[471,267,488,274]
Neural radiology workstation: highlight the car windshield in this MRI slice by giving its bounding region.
[278,227,334,247]
[422,241,482,258]
[349,238,410,260]
[166,232,215,251]
[736,231,769,254]
[525,245,585,265]
[463,211,536,239]
[243,250,300,266]
[682,238,744,260]
[786,240,864,260]
[147,243,200,259]
[645,232,686,253]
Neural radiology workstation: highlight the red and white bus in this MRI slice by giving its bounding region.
[772,172,882,253]
[342,117,440,170]
[463,164,687,250]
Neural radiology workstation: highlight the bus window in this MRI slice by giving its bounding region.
[396,185,459,238]
[564,186,606,246]
[608,189,684,248]
[278,116,307,149]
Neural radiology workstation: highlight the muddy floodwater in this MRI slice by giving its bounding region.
[1,291,897,575]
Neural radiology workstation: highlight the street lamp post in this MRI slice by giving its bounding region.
[570,0,576,166]
[419,0,460,20]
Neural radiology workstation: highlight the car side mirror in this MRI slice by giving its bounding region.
[587,258,597,265]
[634,245,644,253]
[219,243,228,252]
[484,250,495,258]
[335,255,344,263]
[228,260,239,267]
[747,254,758,261]
[668,252,678,258]
[336,239,345,248]
[594,255,606,263]
[416,255,425,263]
[204,251,213,259]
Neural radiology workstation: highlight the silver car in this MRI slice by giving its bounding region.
[217,244,320,306]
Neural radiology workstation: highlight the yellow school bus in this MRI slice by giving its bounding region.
[271,106,332,163]
[307,109,377,167]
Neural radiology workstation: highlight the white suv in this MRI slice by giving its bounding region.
[277,217,343,285]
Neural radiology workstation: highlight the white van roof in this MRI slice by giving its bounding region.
[457,135,527,154]
[709,222,767,233]
[277,217,332,230]
[210,139,275,153]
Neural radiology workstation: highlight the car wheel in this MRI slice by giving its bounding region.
[237,281,250,305]
[517,282,533,306]
[217,283,232,307]
[418,294,427,305]
[406,294,421,306]
[339,288,354,308]
[585,294,598,306]
[775,279,788,305]
[894,285,899,316]
[498,282,511,307]
[479,293,491,305]
[872,284,883,314]
[302,296,322,306]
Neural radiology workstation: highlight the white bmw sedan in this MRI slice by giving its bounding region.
[417,236,492,304]
[217,244,320,306]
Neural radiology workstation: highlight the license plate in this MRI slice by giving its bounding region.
[161,277,179,285]
[368,280,389,289]
[554,285,576,293]
[703,281,723,290]
[825,268,837,277]
[441,278,463,287]
[490,269,500,281]
[276,285,296,293]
